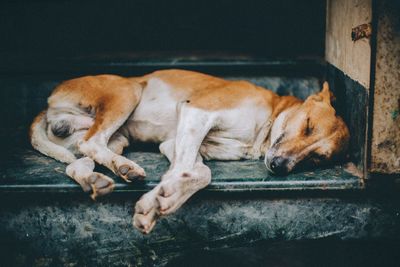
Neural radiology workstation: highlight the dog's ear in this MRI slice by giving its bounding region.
[320,82,335,104]
[307,82,335,105]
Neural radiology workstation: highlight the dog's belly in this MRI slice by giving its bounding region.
[126,78,180,143]
[127,117,176,143]
[126,76,272,157]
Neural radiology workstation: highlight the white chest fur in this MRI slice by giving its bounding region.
[127,78,272,160]
[200,102,272,160]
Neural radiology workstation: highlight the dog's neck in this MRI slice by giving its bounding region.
[257,95,303,157]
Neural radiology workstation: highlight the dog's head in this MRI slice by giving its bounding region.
[265,82,349,175]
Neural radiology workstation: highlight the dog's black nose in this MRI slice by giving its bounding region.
[270,157,288,175]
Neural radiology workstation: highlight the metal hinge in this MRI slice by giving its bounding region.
[351,23,372,41]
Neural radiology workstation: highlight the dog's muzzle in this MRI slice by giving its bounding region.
[268,156,289,175]
[265,149,291,175]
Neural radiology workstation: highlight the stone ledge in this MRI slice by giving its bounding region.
[0,148,362,194]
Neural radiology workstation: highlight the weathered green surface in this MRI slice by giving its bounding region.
[0,59,375,266]
[0,71,362,194]
[0,148,361,193]
[1,195,400,266]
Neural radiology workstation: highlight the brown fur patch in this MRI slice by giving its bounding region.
[145,69,279,111]
[29,110,47,140]
[47,75,143,141]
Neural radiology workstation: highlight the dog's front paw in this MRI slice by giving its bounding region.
[112,156,146,182]
[155,178,193,216]
[79,172,115,200]
[133,191,159,234]
[156,170,211,215]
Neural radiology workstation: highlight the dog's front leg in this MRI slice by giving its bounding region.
[133,105,215,234]
[77,88,146,182]
[66,157,115,200]
[157,155,211,215]
[65,130,130,199]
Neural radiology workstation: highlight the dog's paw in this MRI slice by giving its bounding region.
[80,172,115,200]
[133,192,159,234]
[156,170,211,215]
[112,156,146,182]
[155,178,192,216]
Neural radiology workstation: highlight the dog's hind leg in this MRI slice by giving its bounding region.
[159,139,175,163]
[108,127,130,155]
[77,83,146,182]
[30,111,77,164]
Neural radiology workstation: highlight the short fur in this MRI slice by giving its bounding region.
[30,69,349,234]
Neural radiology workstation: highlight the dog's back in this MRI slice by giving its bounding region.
[31,69,277,161]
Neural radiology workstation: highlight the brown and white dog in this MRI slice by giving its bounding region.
[30,69,349,234]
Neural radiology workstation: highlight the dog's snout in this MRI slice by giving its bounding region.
[269,156,288,175]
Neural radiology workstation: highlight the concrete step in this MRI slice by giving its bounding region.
[0,148,361,194]
[0,61,376,267]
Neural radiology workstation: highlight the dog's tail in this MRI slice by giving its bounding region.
[29,110,76,164]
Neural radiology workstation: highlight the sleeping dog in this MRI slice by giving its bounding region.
[30,69,349,234]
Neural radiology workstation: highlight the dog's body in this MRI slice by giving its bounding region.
[30,69,349,234]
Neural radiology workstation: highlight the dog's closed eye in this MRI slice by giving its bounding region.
[304,118,313,136]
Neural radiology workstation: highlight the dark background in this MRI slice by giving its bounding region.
[0,0,326,62]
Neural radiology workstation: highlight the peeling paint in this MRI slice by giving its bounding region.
[370,0,400,174]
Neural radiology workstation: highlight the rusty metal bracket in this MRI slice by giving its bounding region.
[351,23,372,41]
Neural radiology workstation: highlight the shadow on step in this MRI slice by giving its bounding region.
[166,238,400,267]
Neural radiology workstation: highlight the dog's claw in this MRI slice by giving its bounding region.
[113,158,146,182]
[118,165,130,175]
